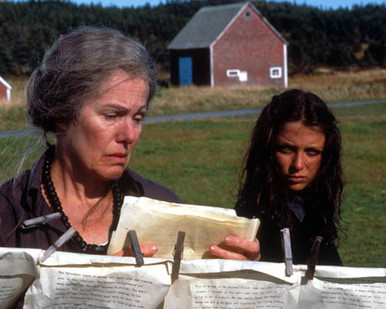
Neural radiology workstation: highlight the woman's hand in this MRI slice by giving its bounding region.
[112,244,158,257]
[209,236,260,261]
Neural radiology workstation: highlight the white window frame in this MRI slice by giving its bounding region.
[270,67,282,79]
[226,69,240,77]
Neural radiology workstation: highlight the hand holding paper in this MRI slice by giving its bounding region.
[107,196,260,259]
[209,235,260,261]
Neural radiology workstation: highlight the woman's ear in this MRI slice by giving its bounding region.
[55,122,67,132]
[55,120,73,134]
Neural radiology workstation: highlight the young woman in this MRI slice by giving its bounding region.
[235,89,344,265]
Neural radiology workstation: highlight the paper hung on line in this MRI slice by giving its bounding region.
[298,265,386,309]
[0,250,38,309]
[107,196,260,259]
[164,259,386,309]
[0,248,171,309]
[164,259,300,309]
[0,248,385,309]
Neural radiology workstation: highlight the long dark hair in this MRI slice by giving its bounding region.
[235,89,343,243]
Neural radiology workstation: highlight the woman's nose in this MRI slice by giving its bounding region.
[292,153,305,170]
[117,119,137,143]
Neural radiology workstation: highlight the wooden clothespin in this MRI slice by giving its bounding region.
[39,227,77,263]
[22,212,62,229]
[280,228,293,276]
[306,236,323,280]
[128,230,144,266]
[171,231,185,283]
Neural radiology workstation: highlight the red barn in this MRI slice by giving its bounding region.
[168,2,288,88]
[0,76,12,101]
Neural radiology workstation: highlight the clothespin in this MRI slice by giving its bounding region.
[171,231,185,283]
[306,236,323,280]
[39,227,77,263]
[280,228,293,276]
[128,230,144,266]
[22,212,62,229]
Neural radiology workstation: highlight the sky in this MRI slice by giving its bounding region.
[9,0,386,10]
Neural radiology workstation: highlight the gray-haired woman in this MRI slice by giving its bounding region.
[0,27,181,256]
[1,26,260,266]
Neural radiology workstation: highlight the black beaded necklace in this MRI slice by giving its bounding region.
[42,148,123,254]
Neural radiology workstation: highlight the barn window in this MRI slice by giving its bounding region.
[245,11,251,18]
[226,69,248,82]
[226,69,240,77]
[270,67,282,79]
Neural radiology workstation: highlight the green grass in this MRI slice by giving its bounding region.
[0,105,29,131]
[332,104,386,267]
[0,136,44,183]
[131,118,254,207]
[0,103,384,267]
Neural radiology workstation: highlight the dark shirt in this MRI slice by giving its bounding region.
[236,195,342,266]
[0,149,182,251]
[257,213,343,266]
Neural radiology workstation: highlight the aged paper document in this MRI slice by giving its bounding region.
[0,248,385,308]
[164,260,386,309]
[298,265,386,308]
[164,260,301,309]
[0,248,171,309]
[24,252,171,308]
[0,250,38,309]
[107,196,260,259]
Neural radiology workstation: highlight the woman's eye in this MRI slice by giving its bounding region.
[306,149,321,156]
[277,146,293,154]
[134,114,145,123]
[105,114,116,119]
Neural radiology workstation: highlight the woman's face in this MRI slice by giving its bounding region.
[274,120,325,192]
[57,71,149,182]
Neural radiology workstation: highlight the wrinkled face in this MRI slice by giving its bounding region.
[275,121,325,191]
[58,71,149,182]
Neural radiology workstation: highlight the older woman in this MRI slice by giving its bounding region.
[235,89,344,265]
[0,26,259,262]
[0,27,181,256]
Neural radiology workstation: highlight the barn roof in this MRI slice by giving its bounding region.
[167,2,287,50]
[0,76,12,90]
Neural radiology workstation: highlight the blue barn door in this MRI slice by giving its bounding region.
[178,57,193,86]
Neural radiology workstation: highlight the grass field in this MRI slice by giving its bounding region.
[0,102,384,267]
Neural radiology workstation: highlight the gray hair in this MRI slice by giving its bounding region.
[27,27,156,134]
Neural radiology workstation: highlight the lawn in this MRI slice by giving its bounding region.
[1,103,384,267]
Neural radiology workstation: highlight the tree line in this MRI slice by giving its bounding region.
[0,0,385,77]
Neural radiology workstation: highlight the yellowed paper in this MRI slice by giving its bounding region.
[298,265,386,308]
[0,250,38,309]
[23,251,171,309]
[164,260,386,309]
[0,248,385,309]
[107,196,260,259]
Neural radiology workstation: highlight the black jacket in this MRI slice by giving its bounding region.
[257,212,342,266]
